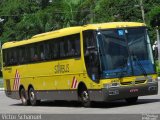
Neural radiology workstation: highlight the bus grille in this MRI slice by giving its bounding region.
[135,80,146,84]
[121,82,132,85]
[121,80,146,85]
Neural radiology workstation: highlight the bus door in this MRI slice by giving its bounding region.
[83,30,100,82]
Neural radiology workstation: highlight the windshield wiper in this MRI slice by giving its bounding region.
[118,58,128,78]
[131,53,147,77]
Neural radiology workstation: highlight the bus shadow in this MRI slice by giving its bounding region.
[91,99,160,108]
[12,98,160,108]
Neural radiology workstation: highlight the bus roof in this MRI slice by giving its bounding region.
[2,22,145,49]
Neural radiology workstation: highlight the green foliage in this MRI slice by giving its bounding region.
[0,83,3,88]
[157,68,160,76]
[0,51,1,71]
[0,0,159,43]
[94,0,142,22]
[148,6,160,28]
[156,61,160,76]
[0,0,40,42]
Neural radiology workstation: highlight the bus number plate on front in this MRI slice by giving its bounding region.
[129,88,139,93]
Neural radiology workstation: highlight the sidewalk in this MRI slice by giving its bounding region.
[0,78,3,90]
[0,88,4,91]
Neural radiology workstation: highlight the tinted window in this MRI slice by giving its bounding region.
[3,33,81,66]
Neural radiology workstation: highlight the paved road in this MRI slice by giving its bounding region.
[0,81,160,115]
[0,82,160,120]
[0,78,3,90]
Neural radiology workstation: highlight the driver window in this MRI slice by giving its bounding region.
[83,30,99,81]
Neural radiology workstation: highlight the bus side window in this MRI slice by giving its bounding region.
[39,44,45,60]
[49,40,54,59]
[67,34,80,57]
[8,50,12,65]
[64,39,68,57]
[67,40,75,57]
[74,38,80,56]
[3,49,8,66]
[24,45,30,63]
[18,47,24,64]
[53,41,59,59]
[60,40,66,58]
[9,48,18,66]
[21,47,25,64]
[30,45,38,62]
[44,41,51,60]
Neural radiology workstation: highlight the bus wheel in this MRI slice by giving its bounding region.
[125,97,138,104]
[20,88,29,106]
[80,89,91,107]
[29,87,40,106]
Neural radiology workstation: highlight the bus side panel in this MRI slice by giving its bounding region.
[36,90,78,101]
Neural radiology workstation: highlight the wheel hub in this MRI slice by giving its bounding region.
[30,92,35,101]
[82,91,89,102]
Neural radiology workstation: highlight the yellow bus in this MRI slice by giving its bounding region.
[1,22,158,107]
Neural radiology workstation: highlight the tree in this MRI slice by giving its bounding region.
[0,0,41,42]
[0,0,160,43]
[148,6,160,28]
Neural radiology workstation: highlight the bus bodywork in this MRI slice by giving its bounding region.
[1,22,158,106]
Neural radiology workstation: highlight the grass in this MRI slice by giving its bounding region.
[155,60,160,76]
[0,83,3,88]
[157,67,160,76]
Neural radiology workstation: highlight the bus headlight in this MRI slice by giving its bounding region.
[147,78,158,83]
[147,78,153,83]
[103,84,111,89]
[155,77,158,82]
[154,77,158,82]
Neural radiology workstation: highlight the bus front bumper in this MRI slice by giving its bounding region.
[89,82,158,102]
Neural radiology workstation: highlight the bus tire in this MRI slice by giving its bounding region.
[125,97,138,104]
[20,88,29,106]
[80,89,91,107]
[28,87,40,106]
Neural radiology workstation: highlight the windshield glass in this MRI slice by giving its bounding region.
[127,27,155,76]
[97,27,155,78]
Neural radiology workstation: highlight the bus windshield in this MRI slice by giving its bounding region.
[97,27,155,78]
